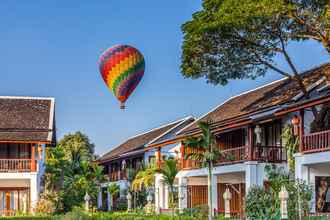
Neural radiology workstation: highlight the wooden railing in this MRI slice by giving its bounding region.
[303,130,330,153]
[0,159,31,172]
[252,145,286,163]
[181,145,286,169]
[218,146,246,164]
[108,170,127,182]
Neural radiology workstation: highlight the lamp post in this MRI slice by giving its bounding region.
[127,192,132,212]
[279,186,289,220]
[223,188,232,218]
[84,192,91,212]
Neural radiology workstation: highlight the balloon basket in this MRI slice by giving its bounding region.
[120,103,125,110]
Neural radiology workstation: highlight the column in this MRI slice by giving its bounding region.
[180,143,185,169]
[30,174,38,213]
[211,174,218,216]
[245,161,259,194]
[299,109,305,152]
[164,185,169,209]
[97,188,102,209]
[247,126,253,161]
[154,173,163,214]
[178,176,188,213]
[31,144,36,172]
[155,148,161,169]
[107,191,111,211]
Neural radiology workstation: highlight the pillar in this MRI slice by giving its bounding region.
[30,174,38,213]
[164,185,169,209]
[178,177,188,213]
[180,143,185,169]
[154,174,163,214]
[247,126,253,161]
[245,161,260,194]
[97,188,102,209]
[31,144,36,172]
[299,109,305,152]
[107,191,111,211]
[155,148,161,169]
[211,174,218,216]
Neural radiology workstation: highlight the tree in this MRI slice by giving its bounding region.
[44,132,104,212]
[181,0,329,101]
[132,165,156,192]
[159,159,179,218]
[107,183,120,211]
[58,131,95,163]
[183,121,221,220]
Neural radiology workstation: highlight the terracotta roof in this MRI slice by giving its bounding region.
[0,96,56,143]
[178,62,330,135]
[98,117,192,162]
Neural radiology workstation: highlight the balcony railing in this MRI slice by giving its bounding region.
[0,159,31,172]
[108,170,127,182]
[303,130,330,153]
[217,146,246,165]
[252,145,286,163]
[181,145,286,169]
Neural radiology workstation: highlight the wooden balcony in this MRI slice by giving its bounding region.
[108,170,127,182]
[303,130,330,153]
[252,145,286,163]
[0,159,32,172]
[181,145,286,169]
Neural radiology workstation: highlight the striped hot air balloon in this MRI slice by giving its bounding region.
[99,45,145,109]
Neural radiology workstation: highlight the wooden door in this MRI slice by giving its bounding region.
[217,183,245,217]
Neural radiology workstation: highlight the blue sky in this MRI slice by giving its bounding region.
[0,1,329,155]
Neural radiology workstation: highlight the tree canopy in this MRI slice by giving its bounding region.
[181,0,330,85]
[44,131,104,213]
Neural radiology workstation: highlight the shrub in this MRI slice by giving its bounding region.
[35,198,56,215]
[245,186,280,220]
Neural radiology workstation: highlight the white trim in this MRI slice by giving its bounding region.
[176,77,288,135]
[0,96,55,100]
[146,116,194,146]
[176,62,330,135]
[292,76,327,101]
[100,116,194,158]
[47,98,56,141]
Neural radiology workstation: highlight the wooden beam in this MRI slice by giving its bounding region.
[247,126,253,160]
[299,109,305,153]
[31,144,36,172]
[275,95,330,116]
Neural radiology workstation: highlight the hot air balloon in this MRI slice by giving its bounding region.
[99,45,145,109]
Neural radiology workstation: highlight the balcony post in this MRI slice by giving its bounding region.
[299,109,305,152]
[180,143,185,169]
[247,126,253,160]
[31,144,36,172]
[155,147,161,169]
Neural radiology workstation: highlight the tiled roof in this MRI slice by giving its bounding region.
[98,117,192,162]
[178,62,330,135]
[0,96,56,143]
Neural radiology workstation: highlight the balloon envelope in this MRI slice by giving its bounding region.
[99,45,145,109]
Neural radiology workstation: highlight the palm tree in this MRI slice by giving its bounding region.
[107,183,120,211]
[132,165,156,192]
[159,159,179,218]
[183,121,221,220]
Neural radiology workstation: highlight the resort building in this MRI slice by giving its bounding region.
[0,96,56,216]
[150,63,330,218]
[97,116,194,211]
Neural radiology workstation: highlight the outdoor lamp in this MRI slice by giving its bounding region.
[291,115,300,136]
[254,125,262,144]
